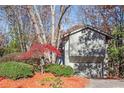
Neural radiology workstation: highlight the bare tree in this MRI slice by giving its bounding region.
[33,6,47,44]
[51,5,56,62]
[55,5,71,49]
[26,6,44,44]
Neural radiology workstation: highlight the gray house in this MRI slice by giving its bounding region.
[61,25,112,78]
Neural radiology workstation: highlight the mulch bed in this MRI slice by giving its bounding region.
[0,73,89,88]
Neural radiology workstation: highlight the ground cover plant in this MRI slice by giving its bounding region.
[44,64,74,76]
[0,61,34,80]
[39,77,63,88]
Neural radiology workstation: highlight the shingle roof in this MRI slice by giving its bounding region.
[61,24,112,39]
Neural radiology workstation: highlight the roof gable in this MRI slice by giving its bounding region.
[62,25,112,39]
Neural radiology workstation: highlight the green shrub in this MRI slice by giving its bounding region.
[0,61,34,80]
[44,64,74,77]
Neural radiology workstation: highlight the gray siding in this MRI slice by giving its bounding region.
[64,29,108,78]
[69,29,106,57]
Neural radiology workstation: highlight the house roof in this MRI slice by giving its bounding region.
[61,24,112,39]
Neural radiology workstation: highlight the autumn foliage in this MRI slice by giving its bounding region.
[18,43,61,60]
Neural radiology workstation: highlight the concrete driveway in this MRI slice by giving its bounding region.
[87,79,124,88]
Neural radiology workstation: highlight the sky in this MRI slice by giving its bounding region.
[0,8,9,34]
[1,5,122,34]
[0,5,85,34]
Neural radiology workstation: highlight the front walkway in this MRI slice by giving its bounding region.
[87,79,124,88]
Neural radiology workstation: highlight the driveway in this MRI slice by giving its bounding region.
[87,79,124,88]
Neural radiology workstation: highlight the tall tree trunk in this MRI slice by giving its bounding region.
[51,5,56,63]
[17,23,24,52]
[13,6,24,52]
[33,6,52,61]
[17,6,27,52]
[55,5,71,49]
[55,5,71,64]
[27,6,44,44]
[33,6,47,44]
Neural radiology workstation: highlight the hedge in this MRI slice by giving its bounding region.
[44,64,74,77]
[0,61,34,80]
